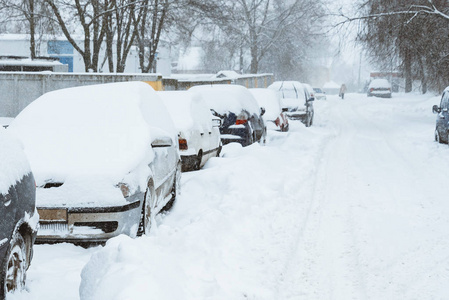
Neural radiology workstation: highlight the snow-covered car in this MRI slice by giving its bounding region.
[303,83,316,101]
[268,81,314,127]
[313,87,327,100]
[249,88,289,132]
[433,86,449,143]
[158,91,222,171]
[367,79,392,98]
[0,128,38,297]
[190,85,266,146]
[8,82,181,243]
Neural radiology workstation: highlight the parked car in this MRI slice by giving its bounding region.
[433,87,449,144]
[8,82,181,243]
[0,128,38,297]
[158,91,222,172]
[189,84,266,146]
[303,83,316,101]
[249,88,289,132]
[367,79,392,98]
[313,87,327,100]
[268,81,314,127]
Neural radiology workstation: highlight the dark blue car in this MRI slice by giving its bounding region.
[190,85,266,147]
[0,129,38,298]
[433,87,449,143]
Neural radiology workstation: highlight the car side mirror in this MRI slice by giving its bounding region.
[282,107,288,112]
[432,105,441,114]
[307,97,315,102]
[260,107,266,116]
[151,136,173,148]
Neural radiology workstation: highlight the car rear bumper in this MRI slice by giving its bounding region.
[36,195,143,243]
[220,126,252,146]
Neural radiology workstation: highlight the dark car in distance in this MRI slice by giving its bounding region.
[0,128,38,298]
[190,85,266,146]
[433,87,449,143]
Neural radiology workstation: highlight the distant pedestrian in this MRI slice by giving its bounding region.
[339,84,347,99]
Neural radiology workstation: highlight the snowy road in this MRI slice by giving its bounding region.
[10,93,449,300]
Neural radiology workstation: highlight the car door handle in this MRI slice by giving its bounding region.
[201,133,204,136]
[209,132,212,134]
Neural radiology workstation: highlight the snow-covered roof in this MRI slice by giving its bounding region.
[214,70,241,79]
[189,84,260,115]
[0,127,32,194]
[9,81,176,186]
[249,88,281,121]
[158,91,213,134]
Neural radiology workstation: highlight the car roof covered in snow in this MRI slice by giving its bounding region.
[189,84,260,115]
[158,90,213,133]
[249,88,281,121]
[369,79,391,88]
[9,81,176,185]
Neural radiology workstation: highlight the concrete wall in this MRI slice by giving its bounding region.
[0,72,161,117]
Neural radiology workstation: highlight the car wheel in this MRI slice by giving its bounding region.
[1,233,27,296]
[435,130,443,144]
[137,183,155,236]
[163,162,181,212]
[194,151,203,170]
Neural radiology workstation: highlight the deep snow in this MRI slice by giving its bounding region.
[7,92,449,300]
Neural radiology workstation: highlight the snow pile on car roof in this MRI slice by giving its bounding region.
[0,128,31,194]
[158,91,213,135]
[9,81,176,186]
[189,84,260,115]
[249,88,281,121]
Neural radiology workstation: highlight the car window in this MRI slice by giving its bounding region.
[441,92,449,110]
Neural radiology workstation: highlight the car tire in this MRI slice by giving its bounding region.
[435,130,443,144]
[194,151,203,171]
[1,232,27,297]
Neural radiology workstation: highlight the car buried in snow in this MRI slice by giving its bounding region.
[268,81,314,127]
[367,79,392,98]
[158,90,222,172]
[8,82,181,244]
[190,84,266,146]
[249,88,289,132]
[0,128,38,298]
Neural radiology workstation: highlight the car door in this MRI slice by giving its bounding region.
[0,185,18,260]
[150,137,178,210]
[436,92,449,142]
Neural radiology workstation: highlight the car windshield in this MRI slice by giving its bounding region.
[280,88,298,99]
[314,88,322,93]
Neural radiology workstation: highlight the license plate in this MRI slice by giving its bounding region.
[38,208,68,222]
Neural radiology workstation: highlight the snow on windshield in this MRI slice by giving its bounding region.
[9,81,176,186]
[0,127,31,194]
[189,84,260,115]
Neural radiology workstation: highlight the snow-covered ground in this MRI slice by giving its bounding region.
[8,92,449,300]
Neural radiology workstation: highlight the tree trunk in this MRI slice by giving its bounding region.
[404,48,412,93]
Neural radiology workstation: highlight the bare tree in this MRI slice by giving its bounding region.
[44,0,108,72]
